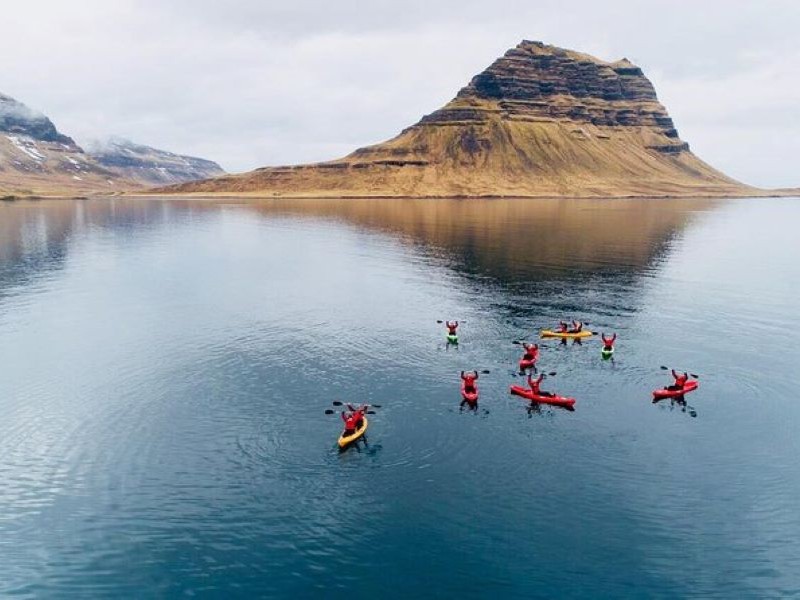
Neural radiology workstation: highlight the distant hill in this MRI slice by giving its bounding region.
[162,41,761,198]
[87,137,224,187]
[0,92,223,195]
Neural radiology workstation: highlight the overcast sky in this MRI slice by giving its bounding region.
[1,1,797,187]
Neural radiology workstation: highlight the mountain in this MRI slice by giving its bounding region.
[162,41,758,198]
[0,92,121,195]
[87,137,224,186]
[0,92,224,195]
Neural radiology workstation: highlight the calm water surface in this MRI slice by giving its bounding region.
[1,196,798,598]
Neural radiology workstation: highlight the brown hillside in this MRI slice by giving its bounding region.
[161,41,757,198]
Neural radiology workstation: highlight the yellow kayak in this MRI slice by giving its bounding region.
[338,416,368,449]
[540,329,594,339]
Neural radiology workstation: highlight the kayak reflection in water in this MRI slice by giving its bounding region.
[527,373,554,397]
[460,370,479,410]
[341,404,367,436]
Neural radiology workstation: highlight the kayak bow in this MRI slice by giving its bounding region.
[461,382,479,404]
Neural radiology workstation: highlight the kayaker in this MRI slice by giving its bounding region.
[446,321,459,336]
[601,333,616,351]
[558,321,569,333]
[668,369,690,391]
[341,404,367,434]
[522,342,539,360]
[527,373,554,397]
[461,370,479,389]
[340,411,360,436]
[570,320,583,333]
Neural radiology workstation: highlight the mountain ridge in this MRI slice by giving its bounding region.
[0,92,224,195]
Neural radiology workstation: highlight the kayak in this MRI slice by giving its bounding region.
[653,380,698,400]
[447,334,459,344]
[461,382,479,404]
[540,329,594,339]
[509,385,576,410]
[338,416,368,449]
[601,347,614,359]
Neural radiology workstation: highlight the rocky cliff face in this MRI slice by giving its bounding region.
[87,138,225,186]
[0,92,224,195]
[165,41,754,198]
[1,93,120,195]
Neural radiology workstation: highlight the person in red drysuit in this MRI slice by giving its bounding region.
[570,320,583,333]
[446,321,459,335]
[558,321,569,333]
[341,404,367,435]
[461,370,478,390]
[460,370,479,408]
[527,373,554,397]
[668,370,689,391]
[522,343,539,360]
[601,333,617,351]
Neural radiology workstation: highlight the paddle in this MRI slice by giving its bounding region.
[660,366,700,379]
[437,320,467,324]
[330,401,382,409]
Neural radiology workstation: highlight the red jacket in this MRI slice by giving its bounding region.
[672,370,689,387]
[528,373,544,394]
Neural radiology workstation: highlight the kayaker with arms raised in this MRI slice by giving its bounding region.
[461,370,479,390]
[601,333,616,351]
[527,373,554,397]
[446,320,459,336]
[668,370,690,391]
[460,370,479,408]
[570,320,583,333]
[341,404,367,435]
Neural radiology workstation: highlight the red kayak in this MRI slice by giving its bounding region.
[519,348,539,371]
[518,351,539,371]
[461,382,479,404]
[509,385,575,410]
[653,380,698,400]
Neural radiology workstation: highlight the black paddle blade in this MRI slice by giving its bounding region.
[324,409,335,415]
[436,320,443,323]
[332,401,344,406]
[512,340,521,345]
[366,410,376,415]
[660,366,669,370]
[548,371,557,376]
[370,404,382,408]
[691,373,700,379]
[481,370,491,374]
